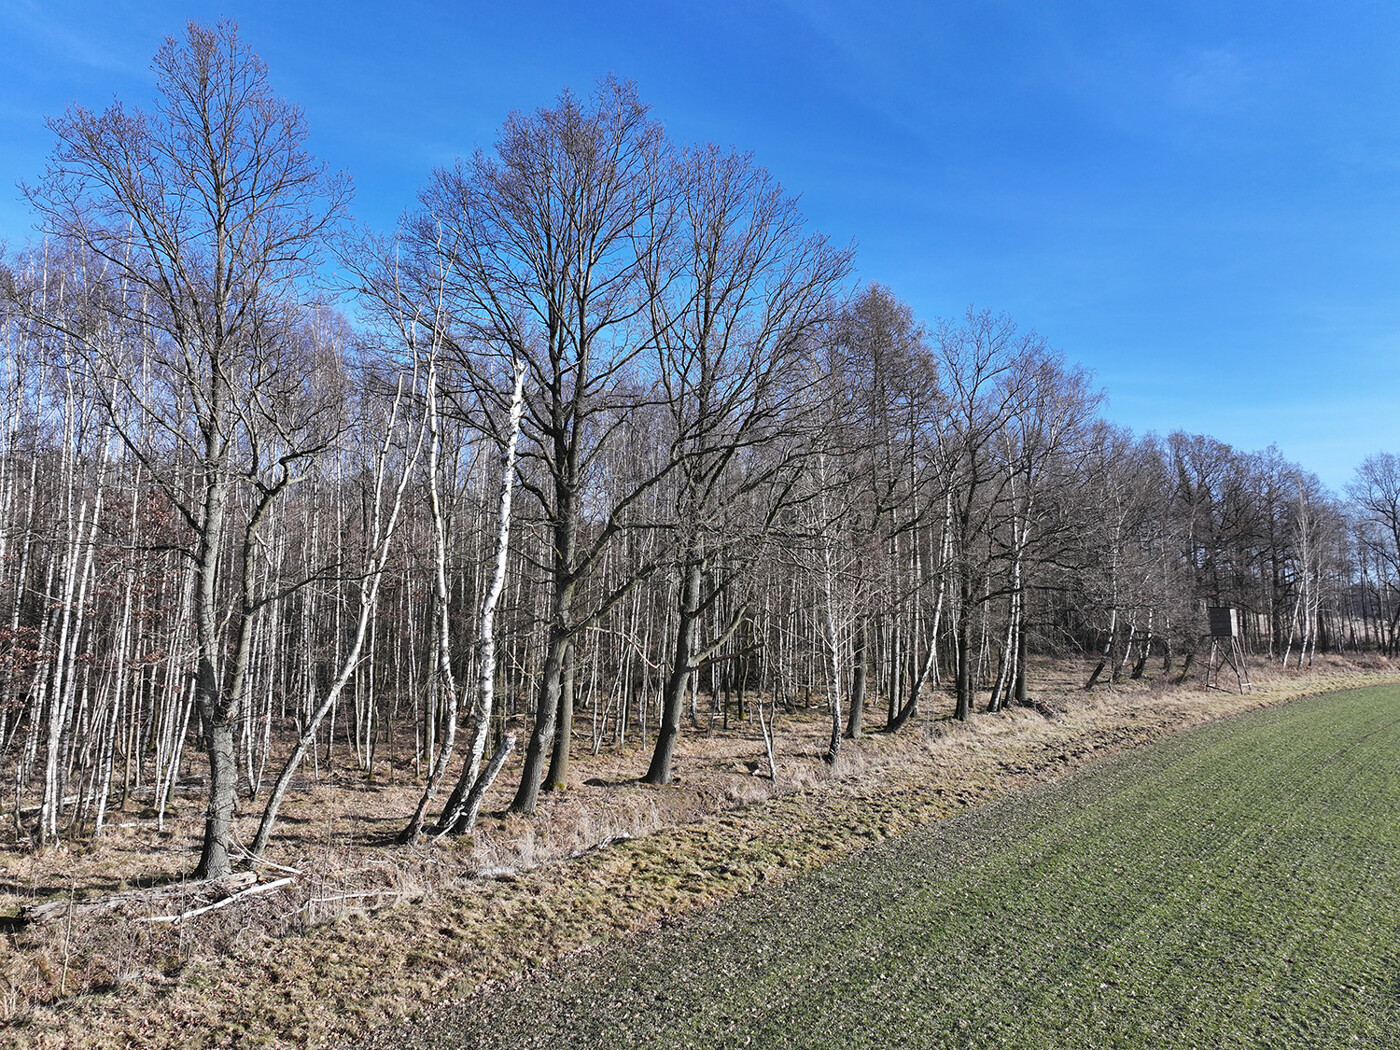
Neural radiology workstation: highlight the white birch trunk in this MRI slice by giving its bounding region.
[437,357,526,837]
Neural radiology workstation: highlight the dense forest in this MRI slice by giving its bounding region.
[4,22,1400,879]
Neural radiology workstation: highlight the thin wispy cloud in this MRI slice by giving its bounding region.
[1170,48,1256,114]
[1,2,143,79]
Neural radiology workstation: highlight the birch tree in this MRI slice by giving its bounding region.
[249,347,428,857]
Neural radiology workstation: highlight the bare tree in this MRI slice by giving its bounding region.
[413,79,675,813]
[23,20,349,878]
[1280,471,1336,669]
[641,144,849,785]
[249,340,429,858]
[985,346,1099,710]
[1078,427,1172,689]
[433,353,525,837]
[932,310,1030,720]
[820,286,942,736]
[1349,453,1400,654]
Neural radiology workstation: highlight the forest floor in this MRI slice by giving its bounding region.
[3,653,1399,1048]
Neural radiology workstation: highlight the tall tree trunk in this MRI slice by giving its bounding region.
[197,719,238,879]
[1013,616,1029,704]
[193,465,233,879]
[438,358,525,836]
[1085,606,1117,691]
[954,578,974,721]
[400,370,462,840]
[546,648,575,790]
[512,433,578,813]
[644,552,703,786]
[512,624,568,814]
[846,618,866,739]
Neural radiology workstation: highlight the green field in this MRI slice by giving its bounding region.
[381,685,1400,1049]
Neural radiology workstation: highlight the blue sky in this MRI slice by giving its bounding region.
[2,0,1397,492]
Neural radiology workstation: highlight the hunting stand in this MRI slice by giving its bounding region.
[1205,606,1252,693]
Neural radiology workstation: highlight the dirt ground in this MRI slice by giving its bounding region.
[4,653,1398,1048]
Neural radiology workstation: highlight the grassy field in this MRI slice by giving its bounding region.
[381,683,1400,1049]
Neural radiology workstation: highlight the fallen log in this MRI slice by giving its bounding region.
[20,871,260,925]
[135,876,296,925]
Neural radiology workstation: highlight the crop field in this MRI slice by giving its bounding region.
[384,684,1400,1049]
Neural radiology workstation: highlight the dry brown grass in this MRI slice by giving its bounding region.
[3,653,1398,1048]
